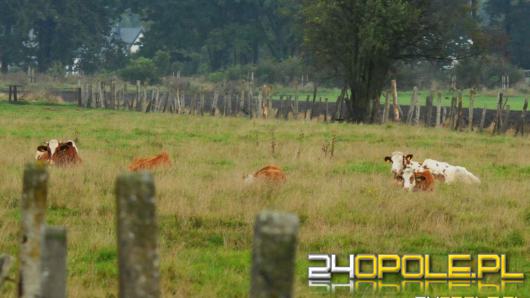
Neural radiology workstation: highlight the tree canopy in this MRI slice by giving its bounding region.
[302,0,483,122]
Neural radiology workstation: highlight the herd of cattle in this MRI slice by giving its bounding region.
[34,140,479,191]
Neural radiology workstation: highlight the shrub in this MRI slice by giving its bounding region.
[118,57,160,84]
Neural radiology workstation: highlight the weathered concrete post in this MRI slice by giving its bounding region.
[19,163,48,298]
[250,211,299,298]
[0,254,14,289]
[41,226,67,298]
[116,173,160,298]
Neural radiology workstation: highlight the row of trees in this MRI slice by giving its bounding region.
[1,0,529,121]
[1,0,529,74]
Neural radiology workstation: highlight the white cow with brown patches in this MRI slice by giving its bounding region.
[385,152,480,185]
[421,158,480,184]
[384,151,422,181]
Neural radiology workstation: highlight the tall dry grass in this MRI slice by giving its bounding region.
[0,101,529,297]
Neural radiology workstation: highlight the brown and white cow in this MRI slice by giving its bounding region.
[384,151,422,181]
[128,152,171,171]
[385,152,480,185]
[35,139,81,166]
[244,164,286,184]
[401,166,435,192]
[421,158,480,184]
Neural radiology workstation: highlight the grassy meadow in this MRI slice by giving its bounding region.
[0,100,529,297]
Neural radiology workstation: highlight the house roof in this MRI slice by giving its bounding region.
[116,27,143,45]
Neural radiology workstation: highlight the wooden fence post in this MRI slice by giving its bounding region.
[391,80,400,121]
[41,226,67,298]
[516,98,528,136]
[494,92,504,135]
[468,89,475,131]
[8,85,12,103]
[406,87,417,124]
[425,93,433,127]
[479,107,487,133]
[382,91,389,123]
[502,105,511,133]
[436,92,442,127]
[116,173,160,298]
[324,98,329,122]
[454,92,463,131]
[77,87,82,107]
[19,164,48,298]
[250,211,299,298]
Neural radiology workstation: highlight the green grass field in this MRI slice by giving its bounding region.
[0,101,529,297]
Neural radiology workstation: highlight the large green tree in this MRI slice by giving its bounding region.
[485,0,530,68]
[0,0,30,73]
[132,0,301,73]
[26,0,123,72]
[303,0,482,122]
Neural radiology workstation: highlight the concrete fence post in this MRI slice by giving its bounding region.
[0,254,14,289]
[250,211,299,298]
[116,173,160,298]
[41,226,67,298]
[19,164,48,298]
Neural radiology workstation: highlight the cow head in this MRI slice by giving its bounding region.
[35,145,50,160]
[48,139,60,157]
[384,152,414,177]
[243,174,255,184]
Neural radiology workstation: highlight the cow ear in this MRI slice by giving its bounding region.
[405,154,413,162]
[37,145,48,152]
[384,156,392,163]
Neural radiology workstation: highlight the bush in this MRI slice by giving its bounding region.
[455,55,524,89]
[118,57,160,84]
[153,50,171,76]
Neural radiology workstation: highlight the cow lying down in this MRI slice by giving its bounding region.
[384,151,480,191]
[244,164,286,184]
[35,139,81,166]
[128,152,171,171]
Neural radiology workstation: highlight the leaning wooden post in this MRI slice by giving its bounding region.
[77,87,82,107]
[468,89,475,131]
[435,92,442,127]
[516,98,528,136]
[406,87,417,124]
[116,173,160,298]
[19,163,48,298]
[41,226,67,298]
[382,91,389,123]
[250,211,299,298]
[502,104,511,133]
[391,80,400,121]
[479,106,487,133]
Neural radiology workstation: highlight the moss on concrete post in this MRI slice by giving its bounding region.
[19,163,48,298]
[41,226,67,298]
[250,211,299,298]
[116,173,160,298]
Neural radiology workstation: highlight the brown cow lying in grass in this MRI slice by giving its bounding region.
[243,164,286,184]
[35,139,81,166]
[128,152,171,171]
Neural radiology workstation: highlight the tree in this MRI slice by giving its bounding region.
[303,0,482,122]
[485,0,530,68]
[26,0,123,72]
[0,0,30,73]
[130,0,302,73]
